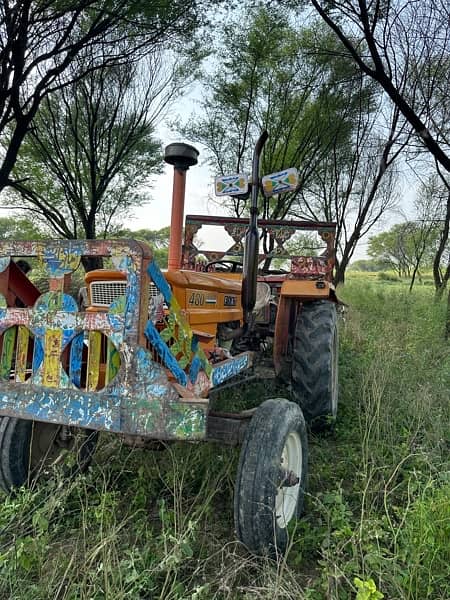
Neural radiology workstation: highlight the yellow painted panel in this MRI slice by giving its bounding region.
[15,326,29,382]
[87,331,102,390]
[280,280,333,298]
[42,329,62,387]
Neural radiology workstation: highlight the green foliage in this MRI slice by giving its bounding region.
[114,226,170,267]
[0,0,212,196]
[349,259,389,272]
[0,217,46,240]
[11,58,164,240]
[182,6,374,221]
[368,222,441,278]
[377,271,400,282]
[354,578,384,600]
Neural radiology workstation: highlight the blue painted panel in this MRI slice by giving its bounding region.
[144,321,188,386]
[69,332,84,388]
[0,388,121,432]
[147,261,172,303]
[211,353,250,387]
[32,337,44,372]
[189,356,201,384]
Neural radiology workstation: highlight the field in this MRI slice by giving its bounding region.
[0,277,448,599]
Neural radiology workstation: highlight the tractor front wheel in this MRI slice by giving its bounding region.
[0,417,98,493]
[291,300,338,429]
[234,398,308,556]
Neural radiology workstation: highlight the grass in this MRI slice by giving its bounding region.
[0,279,449,599]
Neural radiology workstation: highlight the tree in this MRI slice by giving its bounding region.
[184,7,402,282]
[0,0,208,192]
[421,173,450,295]
[368,220,441,286]
[0,215,46,239]
[7,54,175,240]
[311,0,450,327]
[183,9,369,216]
[348,258,388,272]
[297,98,406,283]
[114,226,170,267]
[368,225,413,278]
[310,0,450,172]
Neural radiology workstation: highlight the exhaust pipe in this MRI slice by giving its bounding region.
[164,143,199,271]
[242,130,268,326]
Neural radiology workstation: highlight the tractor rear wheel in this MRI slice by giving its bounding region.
[291,300,338,428]
[234,398,308,557]
[0,417,98,493]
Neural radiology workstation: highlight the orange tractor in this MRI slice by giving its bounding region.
[0,132,338,556]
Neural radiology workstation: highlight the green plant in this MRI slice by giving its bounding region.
[354,577,384,600]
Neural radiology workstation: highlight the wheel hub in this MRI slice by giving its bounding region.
[275,431,302,528]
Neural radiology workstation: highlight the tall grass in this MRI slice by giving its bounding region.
[0,280,448,599]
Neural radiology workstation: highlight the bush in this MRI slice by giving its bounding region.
[377,271,400,282]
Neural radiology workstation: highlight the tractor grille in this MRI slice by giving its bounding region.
[90,280,160,307]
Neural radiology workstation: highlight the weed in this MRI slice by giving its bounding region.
[0,281,448,599]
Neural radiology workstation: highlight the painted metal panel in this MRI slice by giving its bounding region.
[42,329,63,387]
[15,325,29,383]
[69,332,84,388]
[87,330,102,391]
[0,326,16,380]
[105,339,120,386]
[0,240,253,440]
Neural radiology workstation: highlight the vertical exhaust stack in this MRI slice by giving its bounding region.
[164,143,199,271]
[242,130,268,326]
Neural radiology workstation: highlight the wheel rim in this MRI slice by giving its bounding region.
[275,430,302,528]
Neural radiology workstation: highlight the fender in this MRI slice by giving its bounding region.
[273,279,337,376]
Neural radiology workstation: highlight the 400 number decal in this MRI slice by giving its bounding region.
[188,292,205,306]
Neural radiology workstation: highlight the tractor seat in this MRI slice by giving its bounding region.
[254,282,271,312]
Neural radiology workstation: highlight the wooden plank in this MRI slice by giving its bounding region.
[105,338,120,386]
[42,329,62,387]
[69,333,84,388]
[0,327,16,380]
[87,331,101,391]
[15,325,29,382]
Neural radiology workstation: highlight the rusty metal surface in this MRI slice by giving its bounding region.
[273,295,295,377]
[0,240,254,441]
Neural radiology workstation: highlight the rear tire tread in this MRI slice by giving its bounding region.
[291,300,338,427]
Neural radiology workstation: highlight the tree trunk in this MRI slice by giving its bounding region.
[334,260,346,285]
[81,256,103,272]
[81,218,103,272]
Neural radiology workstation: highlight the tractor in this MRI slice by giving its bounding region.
[0,132,339,556]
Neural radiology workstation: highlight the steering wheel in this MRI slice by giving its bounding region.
[206,260,243,273]
[260,268,289,275]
